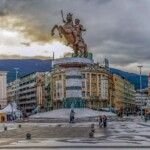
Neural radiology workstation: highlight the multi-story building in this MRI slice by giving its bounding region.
[44,72,52,111]
[7,72,52,115]
[81,65,113,110]
[112,74,135,113]
[135,88,150,108]
[112,74,125,111]
[0,71,7,109]
[51,57,113,110]
[135,73,150,110]
[18,72,46,114]
[124,79,136,113]
[7,79,20,103]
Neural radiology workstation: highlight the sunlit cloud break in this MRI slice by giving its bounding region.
[0,41,73,59]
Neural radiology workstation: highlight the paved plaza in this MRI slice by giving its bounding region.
[0,117,150,149]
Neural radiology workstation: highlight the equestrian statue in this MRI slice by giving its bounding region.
[51,10,88,57]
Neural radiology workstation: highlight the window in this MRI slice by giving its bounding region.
[82,91,86,97]
[57,93,59,97]
[82,74,85,79]
[59,75,61,80]
[87,73,90,78]
[82,81,85,88]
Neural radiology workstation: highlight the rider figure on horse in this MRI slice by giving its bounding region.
[62,13,74,35]
[73,18,86,45]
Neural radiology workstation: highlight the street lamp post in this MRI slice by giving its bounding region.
[14,68,19,105]
[109,89,112,112]
[137,65,143,118]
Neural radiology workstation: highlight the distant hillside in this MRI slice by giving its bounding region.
[110,68,148,90]
[0,59,148,89]
[0,59,52,82]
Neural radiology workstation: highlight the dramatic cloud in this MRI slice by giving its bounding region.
[0,0,150,74]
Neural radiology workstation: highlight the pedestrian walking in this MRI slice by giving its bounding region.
[103,115,107,128]
[70,109,75,123]
[98,116,103,128]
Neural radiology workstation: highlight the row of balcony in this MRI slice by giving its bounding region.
[19,100,36,105]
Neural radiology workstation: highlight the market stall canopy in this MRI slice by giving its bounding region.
[0,102,22,117]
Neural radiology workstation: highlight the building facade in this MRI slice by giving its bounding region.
[7,72,51,115]
[135,88,150,108]
[51,57,113,110]
[134,73,150,112]
[7,79,20,103]
[18,72,46,114]
[44,72,52,111]
[112,74,135,113]
[124,79,136,113]
[81,65,113,110]
[0,71,7,109]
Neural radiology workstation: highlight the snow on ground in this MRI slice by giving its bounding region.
[30,108,116,119]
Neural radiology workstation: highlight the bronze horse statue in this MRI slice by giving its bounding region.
[51,12,87,57]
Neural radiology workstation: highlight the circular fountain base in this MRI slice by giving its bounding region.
[29,108,116,123]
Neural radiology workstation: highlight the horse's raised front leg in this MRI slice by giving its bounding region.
[51,25,58,36]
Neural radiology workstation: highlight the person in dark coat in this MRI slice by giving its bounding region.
[103,115,107,128]
[70,109,75,123]
[98,116,103,128]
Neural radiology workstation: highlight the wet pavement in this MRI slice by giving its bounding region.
[0,120,150,149]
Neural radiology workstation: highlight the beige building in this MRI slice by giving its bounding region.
[51,57,113,110]
[81,65,113,109]
[0,71,7,109]
[112,74,135,113]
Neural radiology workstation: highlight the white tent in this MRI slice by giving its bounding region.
[0,102,22,118]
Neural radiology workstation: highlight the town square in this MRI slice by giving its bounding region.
[0,0,150,149]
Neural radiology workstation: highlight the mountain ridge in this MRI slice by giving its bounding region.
[0,59,148,89]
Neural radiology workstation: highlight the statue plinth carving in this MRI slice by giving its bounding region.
[51,10,88,58]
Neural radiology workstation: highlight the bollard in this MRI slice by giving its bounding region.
[91,124,95,133]
[89,131,94,138]
[4,126,7,131]
[91,123,95,129]
[91,128,95,133]
[18,124,22,128]
[26,133,31,140]
[89,123,95,138]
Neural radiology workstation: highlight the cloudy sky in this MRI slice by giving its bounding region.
[0,0,150,74]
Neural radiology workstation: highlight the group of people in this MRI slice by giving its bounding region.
[69,109,108,126]
[98,115,107,128]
